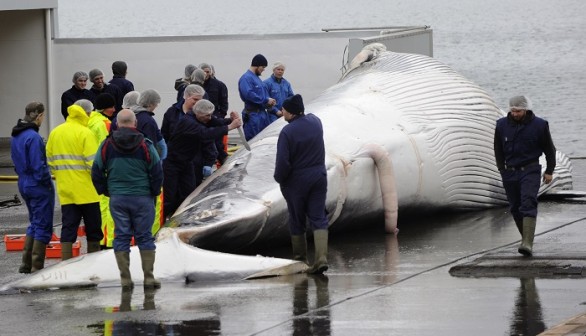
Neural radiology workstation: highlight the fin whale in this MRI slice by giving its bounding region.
[169,44,573,251]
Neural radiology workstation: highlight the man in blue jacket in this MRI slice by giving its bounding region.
[92,109,164,289]
[264,62,294,123]
[274,94,329,274]
[494,95,556,257]
[238,54,276,141]
[11,102,55,273]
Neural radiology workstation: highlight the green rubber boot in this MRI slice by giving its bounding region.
[31,240,47,272]
[518,217,536,257]
[18,235,34,273]
[291,234,308,264]
[308,230,329,274]
[514,217,523,235]
[140,250,161,289]
[61,242,73,261]
[114,251,134,289]
[87,240,101,253]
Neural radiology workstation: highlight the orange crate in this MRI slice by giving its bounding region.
[77,225,85,237]
[4,234,26,251]
[46,240,81,258]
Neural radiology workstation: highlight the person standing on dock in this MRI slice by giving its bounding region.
[46,104,103,260]
[494,95,556,257]
[11,102,55,273]
[274,94,329,274]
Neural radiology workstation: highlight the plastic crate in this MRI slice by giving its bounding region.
[46,240,81,258]
[4,234,26,251]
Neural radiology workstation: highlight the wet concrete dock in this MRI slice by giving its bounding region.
[1,159,586,335]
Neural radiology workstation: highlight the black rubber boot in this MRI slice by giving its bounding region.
[19,235,34,274]
[31,240,47,272]
[291,234,308,264]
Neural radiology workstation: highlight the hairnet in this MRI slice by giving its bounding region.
[193,99,215,115]
[138,89,161,108]
[184,84,205,99]
[509,95,533,110]
[72,71,89,83]
[272,61,286,71]
[198,63,212,71]
[184,64,197,78]
[190,68,206,85]
[122,91,141,109]
[74,99,94,114]
[89,69,104,81]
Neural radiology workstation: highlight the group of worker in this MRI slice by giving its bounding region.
[11,53,331,289]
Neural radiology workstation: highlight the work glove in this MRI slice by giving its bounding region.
[202,166,213,178]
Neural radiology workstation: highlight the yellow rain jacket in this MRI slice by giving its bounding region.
[88,110,114,246]
[46,105,100,205]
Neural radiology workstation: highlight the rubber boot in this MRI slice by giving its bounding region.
[87,240,101,253]
[518,217,536,257]
[31,240,47,272]
[18,235,34,273]
[114,251,134,289]
[140,250,161,289]
[291,234,308,264]
[61,242,73,261]
[308,230,329,274]
[119,287,133,312]
[514,218,523,235]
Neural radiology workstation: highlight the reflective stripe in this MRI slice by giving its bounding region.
[47,154,88,161]
[49,164,92,171]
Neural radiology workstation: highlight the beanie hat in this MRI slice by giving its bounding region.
[112,61,127,76]
[282,94,304,115]
[95,93,116,110]
[251,54,268,67]
[509,95,532,110]
[89,69,103,81]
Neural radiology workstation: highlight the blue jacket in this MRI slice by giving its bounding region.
[161,101,184,142]
[109,76,135,97]
[92,127,163,197]
[11,120,53,189]
[494,110,556,174]
[274,113,326,184]
[135,109,163,143]
[264,75,294,115]
[238,69,270,111]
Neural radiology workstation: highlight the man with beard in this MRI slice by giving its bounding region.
[494,95,556,257]
[238,54,276,141]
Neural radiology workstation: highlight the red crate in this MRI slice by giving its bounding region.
[46,240,81,258]
[4,234,26,251]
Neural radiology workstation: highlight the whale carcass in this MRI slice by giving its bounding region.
[170,44,573,251]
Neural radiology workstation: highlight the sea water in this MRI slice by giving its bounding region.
[57,0,586,157]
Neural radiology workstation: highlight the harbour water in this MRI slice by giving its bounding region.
[57,0,586,157]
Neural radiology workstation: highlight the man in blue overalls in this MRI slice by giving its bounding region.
[494,95,556,257]
[238,54,276,141]
[274,94,329,274]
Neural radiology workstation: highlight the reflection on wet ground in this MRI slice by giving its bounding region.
[1,161,586,335]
